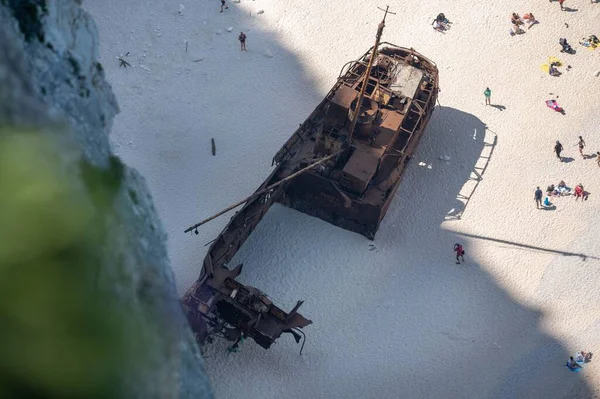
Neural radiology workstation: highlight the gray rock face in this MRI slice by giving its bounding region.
[0,1,212,398]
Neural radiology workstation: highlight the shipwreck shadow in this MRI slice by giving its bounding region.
[407,106,497,222]
[86,3,596,398]
[197,108,595,399]
[85,0,326,295]
[454,232,599,261]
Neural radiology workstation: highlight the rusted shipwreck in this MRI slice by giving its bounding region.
[182,18,439,353]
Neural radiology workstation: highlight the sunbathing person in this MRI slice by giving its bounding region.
[580,37,592,47]
[557,180,571,195]
[433,19,447,32]
[435,13,449,24]
[575,351,592,363]
[567,356,582,370]
[511,13,524,26]
[511,24,525,35]
[579,35,599,47]
[523,13,537,28]
[559,38,574,53]
[549,62,561,76]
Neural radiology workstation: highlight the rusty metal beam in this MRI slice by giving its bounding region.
[184,150,343,233]
[347,6,395,145]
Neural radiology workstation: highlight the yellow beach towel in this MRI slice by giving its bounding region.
[541,57,561,73]
[548,56,562,66]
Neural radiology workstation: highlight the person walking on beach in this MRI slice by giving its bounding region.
[484,87,491,105]
[554,140,564,161]
[220,0,228,13]
[574,183,586,201]
[535,186,543,209]
[454,243,465,264]
[578,136,586,158]
[238,32,247,51]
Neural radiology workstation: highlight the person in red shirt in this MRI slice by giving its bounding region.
[574,184,585,201]
[558,0,565,10]
[454,243,465,264]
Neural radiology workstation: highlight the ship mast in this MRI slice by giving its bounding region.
[346,5,396,145]
[183,7,396,234]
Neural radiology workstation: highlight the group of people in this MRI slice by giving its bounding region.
[545,180,572,197]
[535,136,597,208]
[566,351,593,371]
[543,181,588,200]
[535,181,588,208]
[553,137,599,162]
[510,13,537,35]
[441,0,597,372]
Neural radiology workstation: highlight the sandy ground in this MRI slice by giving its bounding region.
[86,0,600,397]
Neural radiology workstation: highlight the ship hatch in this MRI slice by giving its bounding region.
[326,85,358,128]
[390,64,424,100]
[339,147,382,194]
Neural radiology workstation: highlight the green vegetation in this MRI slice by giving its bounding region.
[0,131,147,399]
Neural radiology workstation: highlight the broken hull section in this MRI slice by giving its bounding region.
[182,43,439,352]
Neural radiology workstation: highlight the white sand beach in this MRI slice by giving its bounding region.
[86,0,600,397]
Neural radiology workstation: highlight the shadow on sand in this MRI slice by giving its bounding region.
[85,0,329,297]
[455,232,599,261]
[86,0,598,396]
[198,107,596,398]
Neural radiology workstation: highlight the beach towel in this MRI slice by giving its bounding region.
[580,36,599,50]
[566,362,583,372]
[546,100,563,112]
[548,56,562,66]
[540,57,562,73]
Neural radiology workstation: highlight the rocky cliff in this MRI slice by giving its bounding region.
[0,1,212,397]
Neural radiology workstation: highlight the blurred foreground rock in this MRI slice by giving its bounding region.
[0,1,212,397]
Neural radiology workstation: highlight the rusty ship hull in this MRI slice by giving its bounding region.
[183,43,439,350]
